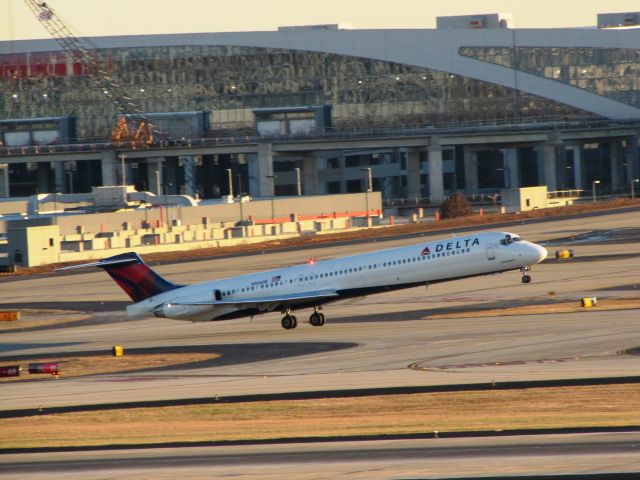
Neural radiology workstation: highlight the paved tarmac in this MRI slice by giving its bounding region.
[1,208,639,478]
[2,433,640,479]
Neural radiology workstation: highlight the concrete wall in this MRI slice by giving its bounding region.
[51,192,381,235]
[501,186,548,213]
[7,224,60,267]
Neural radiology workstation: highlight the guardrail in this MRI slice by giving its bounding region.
[2,116,639,157]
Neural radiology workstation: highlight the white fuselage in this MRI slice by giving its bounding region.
[128,231,547,321]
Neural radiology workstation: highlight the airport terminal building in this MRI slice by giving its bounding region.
[1,12,640,202]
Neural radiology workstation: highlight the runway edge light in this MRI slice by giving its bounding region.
[113,345,124,357]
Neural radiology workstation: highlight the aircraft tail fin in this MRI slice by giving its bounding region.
[58,252,181,302]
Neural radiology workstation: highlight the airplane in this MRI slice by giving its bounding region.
[59,230,547,329]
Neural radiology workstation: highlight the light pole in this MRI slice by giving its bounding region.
[632,178,639,199]
[294,167,301,196]
[226,168,233,198]
[360,167,372,218]
[237,173,244,222]
[119,153,127,186]
[592,180,600,203]
[266,174,277,221]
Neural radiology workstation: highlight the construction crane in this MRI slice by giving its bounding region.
[111,116,154,145]
[22,0,163,144]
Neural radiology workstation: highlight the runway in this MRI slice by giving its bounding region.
[1,208,640,477]
[2,433,640,479]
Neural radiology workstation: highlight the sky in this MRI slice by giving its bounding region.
[2,0,640,41]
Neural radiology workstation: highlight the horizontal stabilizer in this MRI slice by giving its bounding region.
[56,256,139,271]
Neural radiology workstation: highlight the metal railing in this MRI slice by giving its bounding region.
[2,115,639,157]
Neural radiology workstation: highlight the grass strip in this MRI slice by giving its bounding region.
[2,384,639,449]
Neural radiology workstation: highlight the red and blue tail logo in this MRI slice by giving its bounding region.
[97,253,181,303]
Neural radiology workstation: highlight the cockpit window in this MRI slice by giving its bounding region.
[500,234,520,245]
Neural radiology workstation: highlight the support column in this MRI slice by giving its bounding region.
[572,144,584,191]
[501,148,519,189]
[253,143,274,197]
[338,153,347,193]
[610,140,624,192]
[540,143,558,191]
[625,136,639,184]
[147,158,164,195]
[0,164,9,197]
[463,147,479,194]
[428,140,444,204]
[557,144,569,190]
[54,161,66,193]
[406,149,422,200]
[302,153,318,195]
[37,162,50,193]
[100,150,117,186]
[181,155,196,197]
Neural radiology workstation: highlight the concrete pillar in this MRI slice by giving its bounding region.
[572,144,584,191]
[100,150,117,186]
[556,144,569,190]
[428,140,444,204]
[501,148,519,189]
[37,162,50,193]
[338,153,347,193]
[625,136,639,185]
[181,155,196,197]
[610,140,624,192]
[406,149,422,200]
[252,143,274,197]
[0,164,9,197]
[147,158,164,195]
[463,147,479,194]
[302,153,318,195]
[540,143,558,191]
[54,161,65,193]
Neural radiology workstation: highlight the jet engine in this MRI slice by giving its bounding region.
[153,303,214,321]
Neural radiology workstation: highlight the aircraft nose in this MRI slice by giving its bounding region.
[533,244,547,264]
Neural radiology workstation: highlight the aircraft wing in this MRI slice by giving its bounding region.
[169,289,339,310]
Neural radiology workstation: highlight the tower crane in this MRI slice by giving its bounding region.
[22,0,162,145]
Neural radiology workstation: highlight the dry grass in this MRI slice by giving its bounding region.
[425,297,640,320]
[0,310,90,332]
[1,384,639,448]
[0,352,220,382]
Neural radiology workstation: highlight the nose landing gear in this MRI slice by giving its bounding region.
[521,266,532,284]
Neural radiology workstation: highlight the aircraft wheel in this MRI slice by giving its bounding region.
[281,314,296,329]
[310,312,324,327]
[522,274,532,284]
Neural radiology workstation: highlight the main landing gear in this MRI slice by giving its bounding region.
[520,266,532,284]
[280,307,326,329]
[309,307,325,327]
[281,310,297,329]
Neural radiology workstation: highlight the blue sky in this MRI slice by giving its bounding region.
[3,0,640,40]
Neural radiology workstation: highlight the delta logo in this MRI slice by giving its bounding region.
[419,237,480,256]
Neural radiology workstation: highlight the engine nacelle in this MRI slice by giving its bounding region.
[153,303,214,321]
